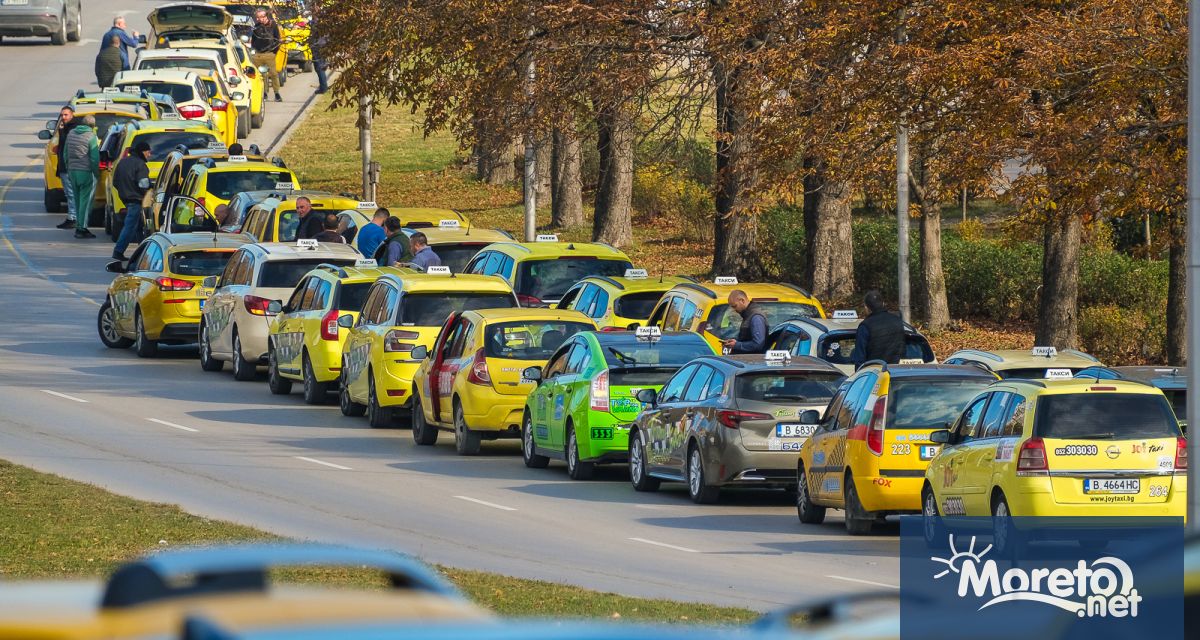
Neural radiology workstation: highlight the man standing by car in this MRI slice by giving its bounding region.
[53,106,79,230]
[251,9,284,102]
[356,209,388,258]
[64,115,100,239]
[295,197,324,239]
[376,217,408,267]
[721,290,768,354]
[111,142,152,260]
[314,213,346,243]
[408,232,442,271]
[100,16,140,71]
[851,290,907,366]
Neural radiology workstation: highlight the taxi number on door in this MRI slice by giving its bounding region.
[590,427,614,440]
[776,424,816,438]
[1083,478,1140,494]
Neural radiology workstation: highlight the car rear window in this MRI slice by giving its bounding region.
[92,114,140,143]
[887,378,996,430]
[598,336,710,368]
[484,321,593,359]
[611,368,678,387]
[816,333,933,365]
[135,131,219,161]
[735,371,844,403]
[138,58,219,74]
[206,171,293,201]
[1034,393,1181,439]
[335,283,372,312]
[398,293,516,326]
[516,258,633,301]
[153,6,228,26]
[706,302,821,340]
[126,81,195,104]
[168,249,236,276]
[258,259,355,289]
[435,243,488,273]
[614,291,665,321]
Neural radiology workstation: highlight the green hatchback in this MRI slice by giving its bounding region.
[521,330,714,479]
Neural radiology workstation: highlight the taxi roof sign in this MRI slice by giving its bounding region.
[535,234,559,242]
[1045,368,1073,379]
[439,219,461,229]
[832,310,859,320]
[102,87,122,94]
[635,326,661,342]
[354,258,378,268]
[274,181,295,190]
[357,201,377,209]
[765,349,792,364]
[714,276,738,285]
[1032,346,1058,358]
[624,268,648,280]
[296,238,319,250]
[160,113,182,120]
[227,155,248,162]
[426,266,452,276]
[899,358,924,365]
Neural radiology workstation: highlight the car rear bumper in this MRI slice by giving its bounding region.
[712,447,803,488]
[0,13,59,36]
[579,420,631,461]
[857,474,925,513]
[378,360,420,408]
[1005,476,1186,519]
[462,395,525,432]
[155,322,200,343]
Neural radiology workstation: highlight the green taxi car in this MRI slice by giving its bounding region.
[521,329,714,479]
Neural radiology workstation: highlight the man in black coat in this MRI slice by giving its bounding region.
[112,142,153,260]
[851,290,907,366]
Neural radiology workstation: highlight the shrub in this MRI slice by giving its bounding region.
[957,218,986,242]
[1079,305,1165,364]
[631,163,714,242]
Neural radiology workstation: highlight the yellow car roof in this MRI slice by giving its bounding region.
[948,348,1101,370]
[389,207,468,226]
[381,272,513,294]
[469,308,595,324]
[129,119,216,133]
[203,160,294,173]
[314,264,414,284]
[483,241,631,261]
[583,275,695,294]
[668,281,822,307]
[275,195,361,212]
[415,227,512,245]
[157,231,254,250]
[1001,377,1166,396]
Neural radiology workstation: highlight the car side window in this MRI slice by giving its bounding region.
[126,243,148,271]
[218,251,244,286]
[298,277,319,311]
[775,328,801,352]
[234,254,256,286]
[465,252,488,275]
[683,366,713,402]
[659,364,697,404]
[380,286,400,325]
[704,370,727,400]
[442,319,468,358]
[591,288,610,319]
[544,341,575,378]
[956,395,990,443]
[358,285,385,326]
[482,252,503,275]
[497,254,514,279]
[312,280,332,310]
[979,392,1013,439]
[677,300,699,331]
[1002,398,1027,436]
[558,285,582,309]
[143,242,164,272]
[838,375,874,430]
[820,386,848,430]
[661,297,683,331]
[575,285,597,316]
[565,341,590,374]
[286,279,308,311]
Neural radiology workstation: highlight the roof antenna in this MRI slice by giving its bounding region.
[465,218,471,237]
[659,266,666,283]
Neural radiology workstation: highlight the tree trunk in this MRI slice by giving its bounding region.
[911,158,949,330]
[1166,214,1186,364]
[535,134,552,204]
[803,160,854,303]
[474,121,516,185]
[550,126,584,228]
[593,101,634,248]
[711,59,762,279]
[1036,214,1081,348]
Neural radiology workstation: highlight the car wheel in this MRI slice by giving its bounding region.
[231,331,256,381]
[103,201,113,236]
[267,345,292,395]
[522,413,549,468]
[453,402,482,455]
[237,111,251,138]
[339,363,366,417]
[97,301,133,349]
[133,309,158,358]
[199,322,223,372]
[796,464,826,524]
[44,188,56,213]
[922,486,947,549]
[991,493,1026,558]
[843,475,874,535]
[111,209,125,242]
[68,5,81,42]
[687,445,719,503]
[301,352,327,404]
[411,395,438,445]
[629,430,660,491]
[87,203,103,228]
[251,102,264,129]
[565,425,594,480]
[366,372,393,428]
[50,12,66,45]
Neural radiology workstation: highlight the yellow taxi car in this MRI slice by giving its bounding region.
[267,260,408,404]
[273,0,313,72]
[392,221,512,272]
[242,193,374,245]
[69,89,169,118]
[138,43,263,133]
[197,72,243,147]
[212,1,290,82]
[410,308,595,454]
[557,270,696,329]
[146,144,267,231]
[647,278,828,354]
[339,269,519,428]
[922,378,1187,554]
[178,155,299,214]
[463,235,634,307]
[795,363,999,534]
[943,346,1103,379]
[98,232,251,357]
[37,101,147,217]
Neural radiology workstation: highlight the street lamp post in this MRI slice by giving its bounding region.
[1187,0,1198,531]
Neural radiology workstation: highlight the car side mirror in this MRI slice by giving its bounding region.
[626,322,640,330]
[799,409,820,425]
[45,119,57,130]
[266,300,283,314]
[105,260,126,274]
[930,430,951,444]
[37,129,52,141]
[522,366,542,383]
[201,275,218,289]
[231,91,245,101]
[336,314,355,329]
[636,388,658,406]
[410,344,428,360]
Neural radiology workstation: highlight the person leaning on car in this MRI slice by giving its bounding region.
[111,141,153,260]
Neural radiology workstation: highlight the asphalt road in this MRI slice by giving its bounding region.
[0,0,901,610]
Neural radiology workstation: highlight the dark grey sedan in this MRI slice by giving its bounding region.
[0,0,81,44]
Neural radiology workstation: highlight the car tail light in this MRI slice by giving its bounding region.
[1017,438,1049,475]
[384,329,419,352]
[98,160,111,171]
[210,99,228,112]
[179,105,207,119]
[244,294,275,316]
[1175,437,1188,471]
[229,67,239,77]
[466,348,492,385]
[590,370,609,411]
[320,309,339,341]
[716,409,772,429]
[197,196,206,209]
[296,20,308,27]
[516,294,546,308]
[156,276,194,291]
[866,395,887,455]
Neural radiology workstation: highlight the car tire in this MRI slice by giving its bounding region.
[796,464,826,524]
[231,331,256,381]
[991,493,1026,558]
[97,301,133,349]
[339,363,366,417]
[301,352,327,404]
[199,322,224,372]
[453,402,482,455]
[411,395,438,446]
[44,188,56,213]
[565,425,594,480]
[111,209,125,243]
[629,429,660,492]
[251,102,264,129]
[133,309,158,358]
[267,345,292,395]
[687,445,719,503]
[922,485,948,549]
[88,204,103,228]
[67,5,81,42]
[843,474,874,535]
[50,12,66,45]
[366,372,393,428]
[522,413,549,468]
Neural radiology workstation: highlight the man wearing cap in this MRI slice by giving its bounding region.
[112,141,153,260]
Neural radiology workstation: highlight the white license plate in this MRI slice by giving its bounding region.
[1,0,31,5]
[919,445,940,460]
[1083,478,1140,494]
[776,423,816,438]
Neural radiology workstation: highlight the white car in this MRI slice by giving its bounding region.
[112,69,213,124]
[199,241,362,380]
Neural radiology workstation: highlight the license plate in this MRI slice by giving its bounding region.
[198,299,205,309]
[1,0,31,5]
[1083,478,1140,494]
[919,445,940,460]
[776,423,816,438]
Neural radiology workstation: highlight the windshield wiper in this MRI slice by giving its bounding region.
[607,347,637,365]
[1067,432,1117,439]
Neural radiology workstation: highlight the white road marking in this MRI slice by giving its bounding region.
[40,389,87,403]
[628,537,700,553]
[294,456,352,471]
[825,575,899,590]
[147,418,198,433]
[453,495,517,511]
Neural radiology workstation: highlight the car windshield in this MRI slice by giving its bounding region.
[1035,393,1182,439]
[735,371,844,403]
[887,379,996,430]
[168,249,236,276]
[434,243,488,273]
[516,258,632,301]
[484,321,593,360]
[598,335,710,368]
[257,259,355,288]
[614,291,665,321]
[136,131,221,161]
[817,332,932,365]
[336,283,372,312]
[206,171,293,201]
[139,58,218,74]
[125,82,194,104]
[706,302,820,340]
[398,293,516,327]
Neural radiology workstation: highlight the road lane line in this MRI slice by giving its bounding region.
[295,456,352,471]
[147,418,199,433]
[453,495,517,512]
[825,575,899,589]
[40,389,88,403]
[628,537,700,553]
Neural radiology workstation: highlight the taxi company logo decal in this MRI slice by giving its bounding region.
[932,535,1141,618]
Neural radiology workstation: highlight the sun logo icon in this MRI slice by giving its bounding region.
[931,535,992,580]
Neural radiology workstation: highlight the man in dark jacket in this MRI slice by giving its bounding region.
[721,290,769,354]
[112,142,153,260]
[100,16,139,70]
[851,290,907,366]
[295,197,325,239]
[95,35,123,88]
[314,213,346,243]
[375,217,409,266]
[250,9,284,102]
[53,106,78,230]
